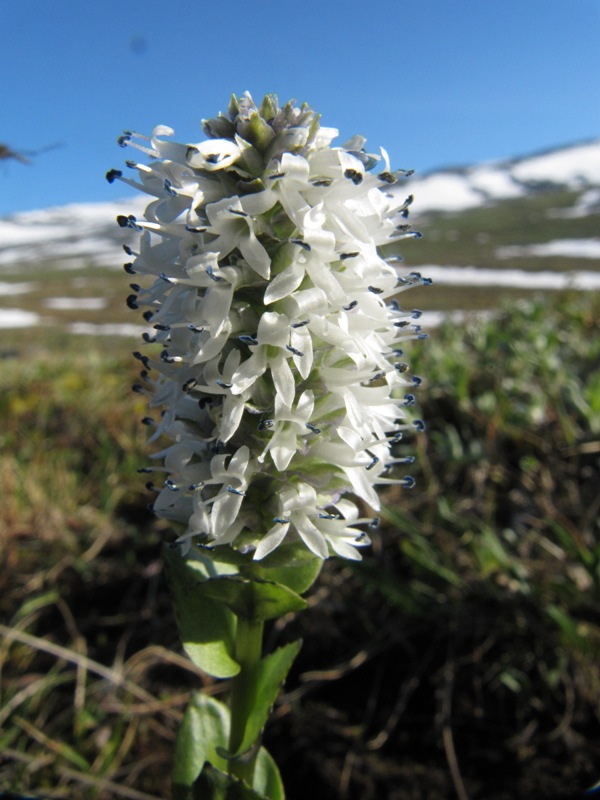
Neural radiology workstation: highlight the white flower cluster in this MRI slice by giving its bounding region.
[110,93,428,561]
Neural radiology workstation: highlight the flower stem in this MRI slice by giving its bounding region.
[228,616,264,784]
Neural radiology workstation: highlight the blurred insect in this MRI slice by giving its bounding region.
[0,141,63,166]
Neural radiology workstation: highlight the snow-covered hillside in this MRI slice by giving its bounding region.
[0,139,598,270]
[404,139,600,215]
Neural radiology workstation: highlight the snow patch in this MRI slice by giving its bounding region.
[497,239,600,260]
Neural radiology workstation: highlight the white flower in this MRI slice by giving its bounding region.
[111,92,428,561]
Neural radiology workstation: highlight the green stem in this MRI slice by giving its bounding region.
[228,616,264,784]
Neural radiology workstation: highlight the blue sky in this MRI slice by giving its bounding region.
[1,0,599,216]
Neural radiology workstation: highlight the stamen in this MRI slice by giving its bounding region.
[311,178,333,187]
[290,239,311,251]
[343,300,358,311]
[286,345,304,356]
[227,485,245,496]
[306,423,321,434]
[185,225,207,233]
[366,452,379,470]
[344,168,363,185]
[105,169,122,183]
[116,214,143,231]
[258,419,274,430]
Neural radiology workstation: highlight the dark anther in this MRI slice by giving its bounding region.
[395,320,410,328]
[123,245,133,255]
[198,397,213,409]
[411,309,422,319]
[227,485,245,496]
[403,394,416,406]
[291,319,310,328]
[344,168,363,185]
[141,417,154,426]
[164,179,177,196]
[129,283,141,292]
[186,146,199,160]
[142,332,156,343]
[153,323,171,331]
[378,171,396,184]
[105,169,122,183]
[274,517,290,524]
[228,207,248,217]
[286,345,304,357]
[413,419,426,432]
[402,476,416,489]
[395,362,409,373]
[268,172,286,180]
[290,239,311,251]
[343,300,358,311]
[411,375,422,386]
[131,383,144,393]
[116,214,142,231]
[216,380,232,389]
[366,454,380,471]
[125,159,137,169]
[319,513,340,520]
[311,178,333,187]
[138,467,153,473]
[123,263,136,274]
[188,324,204,333]
[258,419,274,431]
[239,334,259,346]
[185,225,207,233]
[183,378,198,392]
[306,423,321,434]
[117,133,132,147]
[369,517,380,529]
[143,310,154,322]
[126,294,139,309]
[340,252,359,260]
[368,286,383,294]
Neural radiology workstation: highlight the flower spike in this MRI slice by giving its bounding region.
[114,93,427,561]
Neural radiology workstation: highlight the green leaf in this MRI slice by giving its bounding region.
[244,543,323,595]
[253,747,285,800]
[164,546,240,678]
[192,763,270,800]
[173,694,285,800]
[232,640,302,758]
[198,576,307,621]
[172,693,230,800]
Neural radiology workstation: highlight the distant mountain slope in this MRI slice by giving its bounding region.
[404,139,600,215]
[0,139,598,274]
